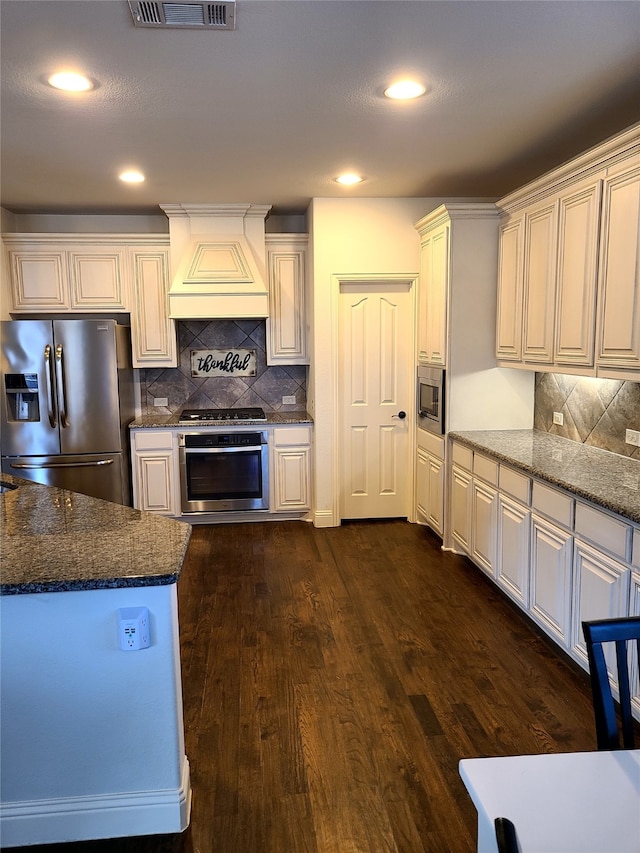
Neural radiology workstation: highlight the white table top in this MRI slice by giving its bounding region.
[459,749,640,853]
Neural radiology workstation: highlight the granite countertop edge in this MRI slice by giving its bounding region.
[0,476,193,596]
[448,429,640,525]
[129,411,313,428]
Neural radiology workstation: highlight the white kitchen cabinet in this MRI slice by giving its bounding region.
[471,479,498,577]
[554,177,602,366]
[496,494,531,606]
[596,154,640,375]
[416,219,448,366]
[129,246,177,368]
[271,425,312,512]
[570,539,630,669]
[68,246,128,309]
[496,123,640,378]
[5,243,71,310]
[4,239,128,312]
[416,429,445,536]
[529,513,573,648]
[495,215,524,361]
[265,235,308,365]
[450,463,472,554]
[131,430,179,516]
[522,199,558,364]
[416,446,444,537]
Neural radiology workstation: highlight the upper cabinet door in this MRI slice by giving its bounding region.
[69,247,128,309]
[130,247,177,368]
[496,215,524,361]
[554,178,602,367]
[6,244,71,311]
[266,235,309,365]
[596,155,640,373]
[418,222,449,367]
[522,199,558,363]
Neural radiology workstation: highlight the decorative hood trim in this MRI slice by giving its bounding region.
[160,203,272,319]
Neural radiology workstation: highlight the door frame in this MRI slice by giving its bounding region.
[331,273,418,524]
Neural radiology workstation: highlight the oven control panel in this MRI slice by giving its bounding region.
[180,431,267,448]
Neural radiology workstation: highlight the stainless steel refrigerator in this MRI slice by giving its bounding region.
[1,319,135,504]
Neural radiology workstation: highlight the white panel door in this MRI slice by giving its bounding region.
[339,282,413,519]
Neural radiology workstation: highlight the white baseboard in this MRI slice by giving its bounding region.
[0,757,191,847]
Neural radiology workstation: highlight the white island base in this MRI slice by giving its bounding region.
[0,583,191,847]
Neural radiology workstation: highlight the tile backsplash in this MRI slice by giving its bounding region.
[138,320,307,415]
[534,373,640,459]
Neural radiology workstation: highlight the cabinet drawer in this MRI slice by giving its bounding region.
[132,429,175,451]
[575,502,631,562]
[499,465,531,505]
[452,442,473,472]
[634,528,640,570]
[532,480,574,529]
[273,426,311,446]
[417,428,445,460]
[473,452,499,486]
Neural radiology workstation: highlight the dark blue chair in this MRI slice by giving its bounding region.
[582,616,640,750]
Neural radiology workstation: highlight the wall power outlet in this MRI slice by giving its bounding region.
[282,395,296,405]
[553,411,564,426]
[117,607,151,651]
[626,429,640,447]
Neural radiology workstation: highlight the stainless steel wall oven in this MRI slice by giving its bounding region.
[179,431,269,514]
[417,365,445,435]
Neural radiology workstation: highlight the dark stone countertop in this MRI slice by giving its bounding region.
[129,411,313,428]
[449,430,640,525]
[0,475,192,595]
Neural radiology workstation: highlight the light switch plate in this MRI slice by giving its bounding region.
[553,411,564,426]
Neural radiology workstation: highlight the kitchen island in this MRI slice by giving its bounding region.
[0,476,192,847]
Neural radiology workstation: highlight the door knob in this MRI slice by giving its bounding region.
[393,411,407,420]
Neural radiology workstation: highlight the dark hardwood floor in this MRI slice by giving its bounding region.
[8,520,599,853]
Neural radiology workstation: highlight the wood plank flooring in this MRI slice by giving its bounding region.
[7,520,599,852]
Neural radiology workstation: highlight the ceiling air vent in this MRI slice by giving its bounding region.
[128,1,236,29]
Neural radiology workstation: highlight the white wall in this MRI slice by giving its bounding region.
[308,197,448,526]
[0,583,190,845]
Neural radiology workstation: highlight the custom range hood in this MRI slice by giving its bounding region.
[160,203,272,319]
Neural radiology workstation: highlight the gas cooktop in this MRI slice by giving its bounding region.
[179,407,267,423]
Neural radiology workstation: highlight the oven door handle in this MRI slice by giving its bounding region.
[181,444,266,453]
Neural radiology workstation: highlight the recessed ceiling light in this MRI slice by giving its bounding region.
[384,80,426,100]
[119,170,145,184]
[47,71,94,92]
[335,173,365,186]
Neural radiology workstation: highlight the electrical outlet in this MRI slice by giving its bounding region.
[625,429,640,447]
[282,395,296,405]
[117,607,151,651]
[553,411,564,426]
[153,397,169,407]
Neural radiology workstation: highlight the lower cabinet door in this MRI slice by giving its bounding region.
[273,446,310,511]
[496,495,531,606]
[529,514,573,647]
[416,448,444,536]
[471,480,498,576]
[571,539,630,669]
[451,464,472,553]
[134,452,177,515]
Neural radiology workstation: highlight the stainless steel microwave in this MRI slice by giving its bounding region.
[417,366,445,435]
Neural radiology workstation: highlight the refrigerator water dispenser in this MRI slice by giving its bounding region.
[4,374,40,422]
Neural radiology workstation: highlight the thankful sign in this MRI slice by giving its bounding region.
[190,349,257,378]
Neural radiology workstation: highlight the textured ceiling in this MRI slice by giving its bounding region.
[1,0,639,217]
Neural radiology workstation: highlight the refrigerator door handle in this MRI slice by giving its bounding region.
[55,344,69,428]
[8,459,114,469]
[44,344,57,428]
